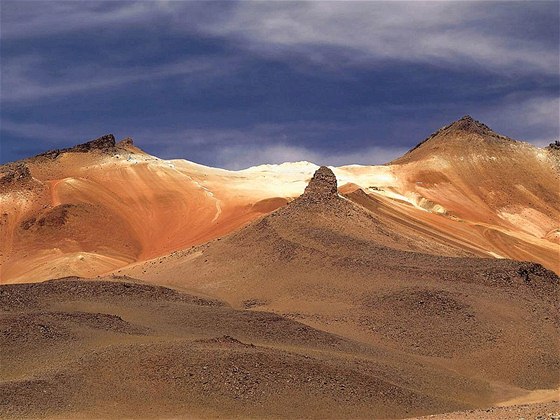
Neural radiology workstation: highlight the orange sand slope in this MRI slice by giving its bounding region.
[1,116,558,283]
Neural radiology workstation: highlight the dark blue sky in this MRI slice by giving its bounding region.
[1,1,558,168]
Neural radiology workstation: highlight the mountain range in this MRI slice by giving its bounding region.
[0,116,558,419]
[1,116,558,283]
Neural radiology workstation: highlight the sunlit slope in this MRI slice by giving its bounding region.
[0,136,313,283]
[121,167,559,406]
[343,187,559,272]
[1,115,558,283]
[337,116,559,272]
[389,116,559,245]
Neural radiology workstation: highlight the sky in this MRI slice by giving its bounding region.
[1,1,559,169]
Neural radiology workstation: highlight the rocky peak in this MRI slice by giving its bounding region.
[301,166,338,201]
[36,134,117,160]
[393,115,514,163]
[74,134,116,151]
[448,115,496,136]
[117,137,134,147]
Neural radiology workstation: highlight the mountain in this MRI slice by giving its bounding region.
[1,117,558,284]
[120,165,559,413]
[389,116,559,247]
[1,129,559,418]
[2,167,557,418]
[0,135,310,282]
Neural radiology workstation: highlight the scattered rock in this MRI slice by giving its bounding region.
[20,204,78,231]
[243,299,268,309]
[450,115,496,136]
[547,140,560,150]
[517,262,559,285]
[117,137,134,147]
[0,163,32,186]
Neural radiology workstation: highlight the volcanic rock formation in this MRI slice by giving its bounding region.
[301,166,338,202]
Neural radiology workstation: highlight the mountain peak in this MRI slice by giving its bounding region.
[117,137,134,147]
[393,115,515,163]
[35,134,117,160]
[301,166,338,201]
[448,115,496,136]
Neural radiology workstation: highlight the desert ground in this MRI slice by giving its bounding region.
[1,116,558,418]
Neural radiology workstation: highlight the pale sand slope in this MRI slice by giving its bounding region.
[410,401,559,419]
[121,167,559,414]
[1,116,558,283]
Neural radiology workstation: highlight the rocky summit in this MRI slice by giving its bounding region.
[301,166,338,202]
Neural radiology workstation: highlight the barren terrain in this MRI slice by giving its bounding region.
[1,117,558,283]
[0,116,558,418]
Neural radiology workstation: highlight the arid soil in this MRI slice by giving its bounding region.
[410,402,559,419]
[2,277,556,419]
[0,278,483,419]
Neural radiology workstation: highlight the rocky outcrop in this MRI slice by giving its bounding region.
[0,163,32,187]
[74,134,116,151]
[546,140,560,151]
[36,134,117,160]
[301,166,338,202]
[545,141,560,169]
[117,137,134,147]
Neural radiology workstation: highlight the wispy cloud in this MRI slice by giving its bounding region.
[195,1,559,75]
[1,54,237,103]
[2,1,557,75]
[1,1,169,39]
[1,1,557,165]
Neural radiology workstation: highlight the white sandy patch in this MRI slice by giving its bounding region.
[499,206,557,238]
